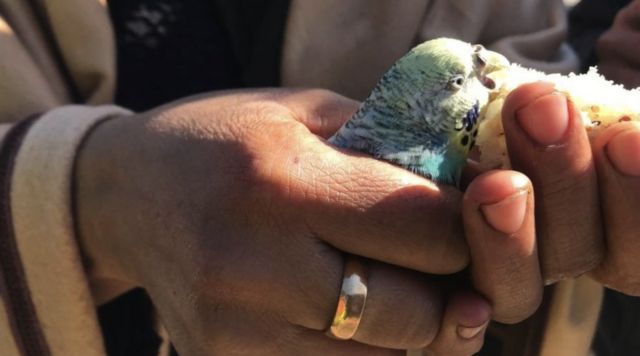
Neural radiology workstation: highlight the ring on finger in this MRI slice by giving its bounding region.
[326,256,368,340]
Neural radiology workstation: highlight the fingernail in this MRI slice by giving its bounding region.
[516,92,569,146]
[457,320,490,339]
[481,191,528,234]
[606,130,640,176]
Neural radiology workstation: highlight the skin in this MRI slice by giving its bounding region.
[75,89,538,355]
[587,0,640,294]
[486,81,640,308]
[444,81,640,327]
[71,83,640,354]
[597,0,640,89]
[502,83,604,283]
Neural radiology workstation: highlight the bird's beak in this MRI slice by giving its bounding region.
[472,45,510,90]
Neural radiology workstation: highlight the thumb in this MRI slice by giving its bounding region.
[278,89,360,138]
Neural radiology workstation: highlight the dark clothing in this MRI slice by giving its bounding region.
[593,290,640,356]
[97,289,164,356]
[107,0,290,111]
[100,1,290,355]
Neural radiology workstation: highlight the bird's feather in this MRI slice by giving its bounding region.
[328,38,509,186]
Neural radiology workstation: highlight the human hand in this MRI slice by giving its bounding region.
[497,82,640,296]
[72,89,536,355]
[596,0,640,89]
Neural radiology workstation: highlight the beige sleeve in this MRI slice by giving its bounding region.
[0,105,132,356]
[282,0,580,100]
[0,3,127,353]
[418,0,580,74]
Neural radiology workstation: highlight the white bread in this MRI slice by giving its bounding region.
[477,65,640,169]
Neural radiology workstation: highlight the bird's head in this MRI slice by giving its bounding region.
[382,38,509,152]
[331,38,510,185]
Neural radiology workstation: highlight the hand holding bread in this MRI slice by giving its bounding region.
[476,66,640,294]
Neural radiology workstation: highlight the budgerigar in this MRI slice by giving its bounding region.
[328,38,509,187]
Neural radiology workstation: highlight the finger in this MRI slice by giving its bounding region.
[291,257,449,350]
[351,260,444,349]
[502,82,604,283]
[425,291,491,356]
[194,297,401,355]
[463,170,542,323]
[269,135,469,274]
[199,247,418,352]
[278,89,360,138]
[311,169,466,274]
[590,122,640,295]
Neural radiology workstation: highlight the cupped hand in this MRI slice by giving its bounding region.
[499,82,640,296]
[72,89,513,355]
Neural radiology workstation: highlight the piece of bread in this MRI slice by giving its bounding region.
[476,65,640,169]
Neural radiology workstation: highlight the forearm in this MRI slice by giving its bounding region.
[74,114,140,303]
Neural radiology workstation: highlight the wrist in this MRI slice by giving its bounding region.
[75,114,139,302]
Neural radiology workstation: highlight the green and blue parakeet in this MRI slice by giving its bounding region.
[328,38,509,187]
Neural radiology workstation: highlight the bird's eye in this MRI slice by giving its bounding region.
[447,75,465,91]
[473,44,484,53]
